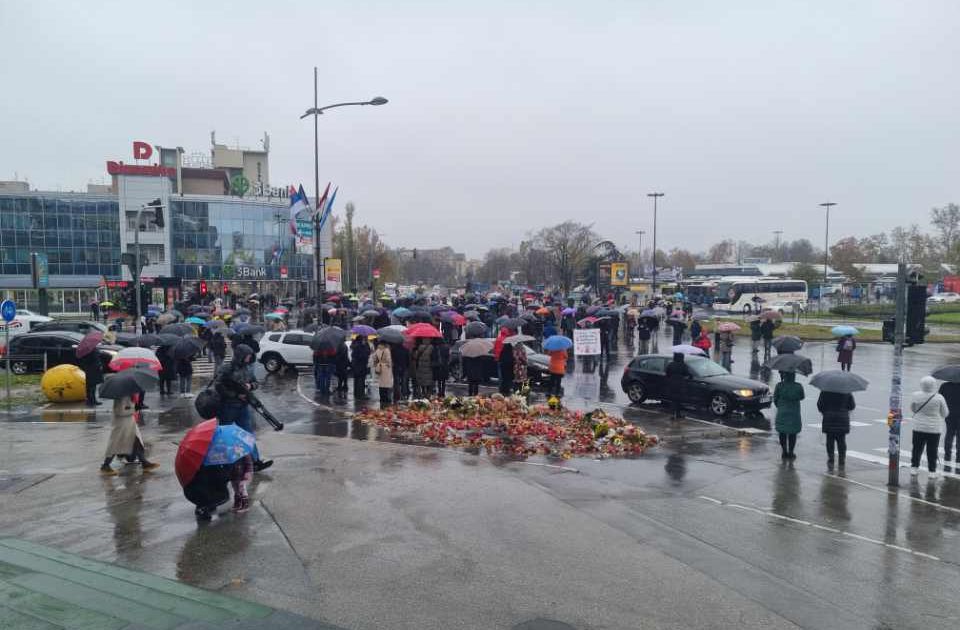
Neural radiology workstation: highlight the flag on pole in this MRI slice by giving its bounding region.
[288,185,310,235]
[317,186,338,233]
[312,182,331,219]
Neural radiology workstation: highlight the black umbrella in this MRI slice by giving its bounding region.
[160,323,193,336]
[114,332,140,347]
[772,336,804,354]
[376,326,406,344]
[410,312,433,323]
[172,336,202,360]
[362,309,380,318]
[311,326,347,351]
[99,368,159,399]
[810,370,869,393]
[765,353,814,376]
[502,317,525,331]
[465,321,488,339]
[519,311,538,322]
[235,324,265,336]
[932,365,960,382]
[136,333,162,348]
[157,333,181,347]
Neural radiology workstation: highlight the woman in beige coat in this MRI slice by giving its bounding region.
[372,339,394,406]
[100,395,158,475]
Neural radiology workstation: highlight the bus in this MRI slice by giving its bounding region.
[682,281,719,306]
[711,278,808,314]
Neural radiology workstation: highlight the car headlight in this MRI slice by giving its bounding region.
[733,389,754,398]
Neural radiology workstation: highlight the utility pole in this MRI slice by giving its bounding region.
[635,230,645,279]
[820,202,836,312]
[773,230,783,262]
[887,262,908,486]
[647,193,664,294]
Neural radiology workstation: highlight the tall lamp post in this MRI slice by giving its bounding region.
[647,193,664,295]
[635,230,645,279]
[820,202,837,310]
[300,66,387,298]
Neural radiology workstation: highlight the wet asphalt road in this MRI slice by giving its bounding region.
[2,332,960,628]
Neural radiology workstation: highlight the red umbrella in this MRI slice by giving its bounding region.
[175,419,218,487]
[404,323,442,339]
[577,316,599,327]
[447,313,467,326]
[76,331,104,358]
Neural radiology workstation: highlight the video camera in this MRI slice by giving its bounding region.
[246,391,284,431]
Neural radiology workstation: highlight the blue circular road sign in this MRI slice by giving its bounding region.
[0,300,16,323]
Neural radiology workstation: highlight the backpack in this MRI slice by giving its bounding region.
[194,381,221,419]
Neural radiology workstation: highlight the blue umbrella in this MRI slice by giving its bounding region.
[264,312,284,320]
[185,316,205,325]
[202,424,257,466]
[831,325,859,337]
[543,335,573,351]
[392,307,413,318]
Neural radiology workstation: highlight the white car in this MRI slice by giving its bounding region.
[928,292,960,303]
[258,330,315,373]
[0,310,54,339]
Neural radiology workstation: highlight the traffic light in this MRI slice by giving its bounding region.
[199,280,208,296]
[147,198,164,228]
[906,283,927,345]
[222,283,230,295]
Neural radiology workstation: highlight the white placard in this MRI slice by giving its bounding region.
[573,328,601,356]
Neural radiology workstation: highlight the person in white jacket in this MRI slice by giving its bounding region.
[910,376,950,477]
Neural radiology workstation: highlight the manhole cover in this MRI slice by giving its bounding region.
[513,619,578,630]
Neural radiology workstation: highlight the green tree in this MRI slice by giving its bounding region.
[790,262,821,288]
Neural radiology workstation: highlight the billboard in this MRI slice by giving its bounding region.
[325,258,342,292]
[295,219,314,254]
[611,262,628,286]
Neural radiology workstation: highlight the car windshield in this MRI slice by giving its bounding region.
[686,356,728,377]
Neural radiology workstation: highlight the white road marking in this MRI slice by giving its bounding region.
[697,495,941,561]
[825,473,960,516]
[805,421,872,428]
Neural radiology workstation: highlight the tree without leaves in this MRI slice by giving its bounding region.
[930,203,960,254]
[535,221,599,293]
[706,239,736,263]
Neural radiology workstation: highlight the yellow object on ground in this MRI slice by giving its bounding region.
[41,364,87,403]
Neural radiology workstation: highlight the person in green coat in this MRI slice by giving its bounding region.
[774,371,805,459]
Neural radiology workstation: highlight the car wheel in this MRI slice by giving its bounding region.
[626,381,647,404]
[710,393,732,417]
[262,354,284,373]
[10,361,29,376]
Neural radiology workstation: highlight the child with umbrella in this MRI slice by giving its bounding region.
[544,335,572,398]
[176,420,257,520]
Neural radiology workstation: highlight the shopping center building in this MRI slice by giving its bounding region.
[0,137,328,314]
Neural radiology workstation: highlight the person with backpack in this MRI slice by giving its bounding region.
[909,376,949,478]
[836,334,856,371]
[431,338,450,398]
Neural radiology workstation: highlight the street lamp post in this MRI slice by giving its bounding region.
[647,193,664,295]
[300,67,387,298]
[773,230,783,262]
[635,230,645,279]
[820,202,837,310]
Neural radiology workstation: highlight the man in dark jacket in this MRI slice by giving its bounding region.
[759,318,777,360]
[214,344,272,471]
[350,337,370,399]
[390,342,410,402]
[749,318,762,356]
[78,350,104,407]
[665,353,691,419]
[941,381,960,462]
[818,391,855,468]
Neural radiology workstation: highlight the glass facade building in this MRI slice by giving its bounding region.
[170,197,313,282]
[0,193,121,277]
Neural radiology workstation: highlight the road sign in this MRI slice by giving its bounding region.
[373,268,381,279]
[0,300,16,323]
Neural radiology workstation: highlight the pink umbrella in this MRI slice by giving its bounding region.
[75,331,104,358]
[718,322,741,333]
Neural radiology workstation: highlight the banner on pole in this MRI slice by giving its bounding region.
[610,262,628,286]
[573,329,601,356]
[295,220,314,254]
[324,258,342,292]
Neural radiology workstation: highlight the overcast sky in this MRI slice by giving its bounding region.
[1,1,958,259]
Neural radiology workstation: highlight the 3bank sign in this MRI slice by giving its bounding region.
[222,264,267,279]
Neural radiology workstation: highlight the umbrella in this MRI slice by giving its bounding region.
[173,337,203,360]
[495,315,510,325]
[831,325,860,337]
[464,310,480,319]
[187,305,203,314]
[376,326,406,344]
[933,365,960,382]
[759,310,782,321]
[465,321,488,338]
[327,295,342,302]
[234,307,251,315]
[392,307,413,319]
[597,309,619,317]
[352,324,377,337]
[136,333,162,348]
[175,421,257,488]
[765,353,814,376]
[671,344,707,355]
[99,300,115,307]
[203,319,226,329]
[586,305,602,315]
[99,367,159,399]
[311,326,347,351]
[718,322,741,332]
[772,336,804,353]
[157,333,181,347]
[502,317,525,331]
[156,313,176,326]
[274,306,289,314]
[303,322,319,333]
[76,331,104,358]
[430,305,449,314]
[160,323,193,336]
[578,316,599,327]
[691,311,712,321]
[362,309,380,318]
[543,335,573,351]
[562,307,576,316]
[167,309,185,320]
[441,312,467,326]
[461,338,494,358]
[185,316,206,325]
[810,370,869,393]
[641,308,657,317]
[404,323,443,339]
[535,307,551,316]
[410,311,433,323]
[503,334,536,345]
[233,324,265,336]
[264,313,285,320]
[109,347,161,371]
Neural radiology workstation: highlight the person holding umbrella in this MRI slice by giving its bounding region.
[335,339,351,397]
[759,316,777,361]
[412,337,434,398]
[350,335,371,400]
[544,335,572,398]
[98,369,160,475]
[371,338,393,405]
[76,331,105,407]
[431,338,451,398]
[908,376,949,478]
[811,370,867,469]
[176,420,257,520]
[665,353,691,419]
[836,334,856,371]
[209,331,227,371]
[774,372,804,460]
[935,367,960,464]
[214,344,272,472]
[719,327,736,372]
[174,339,197,398]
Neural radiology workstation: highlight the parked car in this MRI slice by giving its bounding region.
[258,330,314,373]
[448,341,550,385]
[3,331,119,375]
[928,292,960,304]
[620,354,772,418]
[0,310,55,339]
[29,320,108,335]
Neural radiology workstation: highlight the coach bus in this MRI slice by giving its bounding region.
[711,278,808,314]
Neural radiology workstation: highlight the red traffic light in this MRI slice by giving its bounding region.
[199,280,208,295]
[222,283,229,295]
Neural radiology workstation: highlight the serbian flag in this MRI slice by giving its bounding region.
[311,182,331,219]
[317,186,338,233]
[288,185,311,235]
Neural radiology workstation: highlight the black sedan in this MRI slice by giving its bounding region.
[4,331,119,375]
[621,354,771,418]
[448,341,550,385]
[29,320,108,335]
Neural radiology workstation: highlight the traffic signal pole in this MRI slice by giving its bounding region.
[887,262,907,486]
